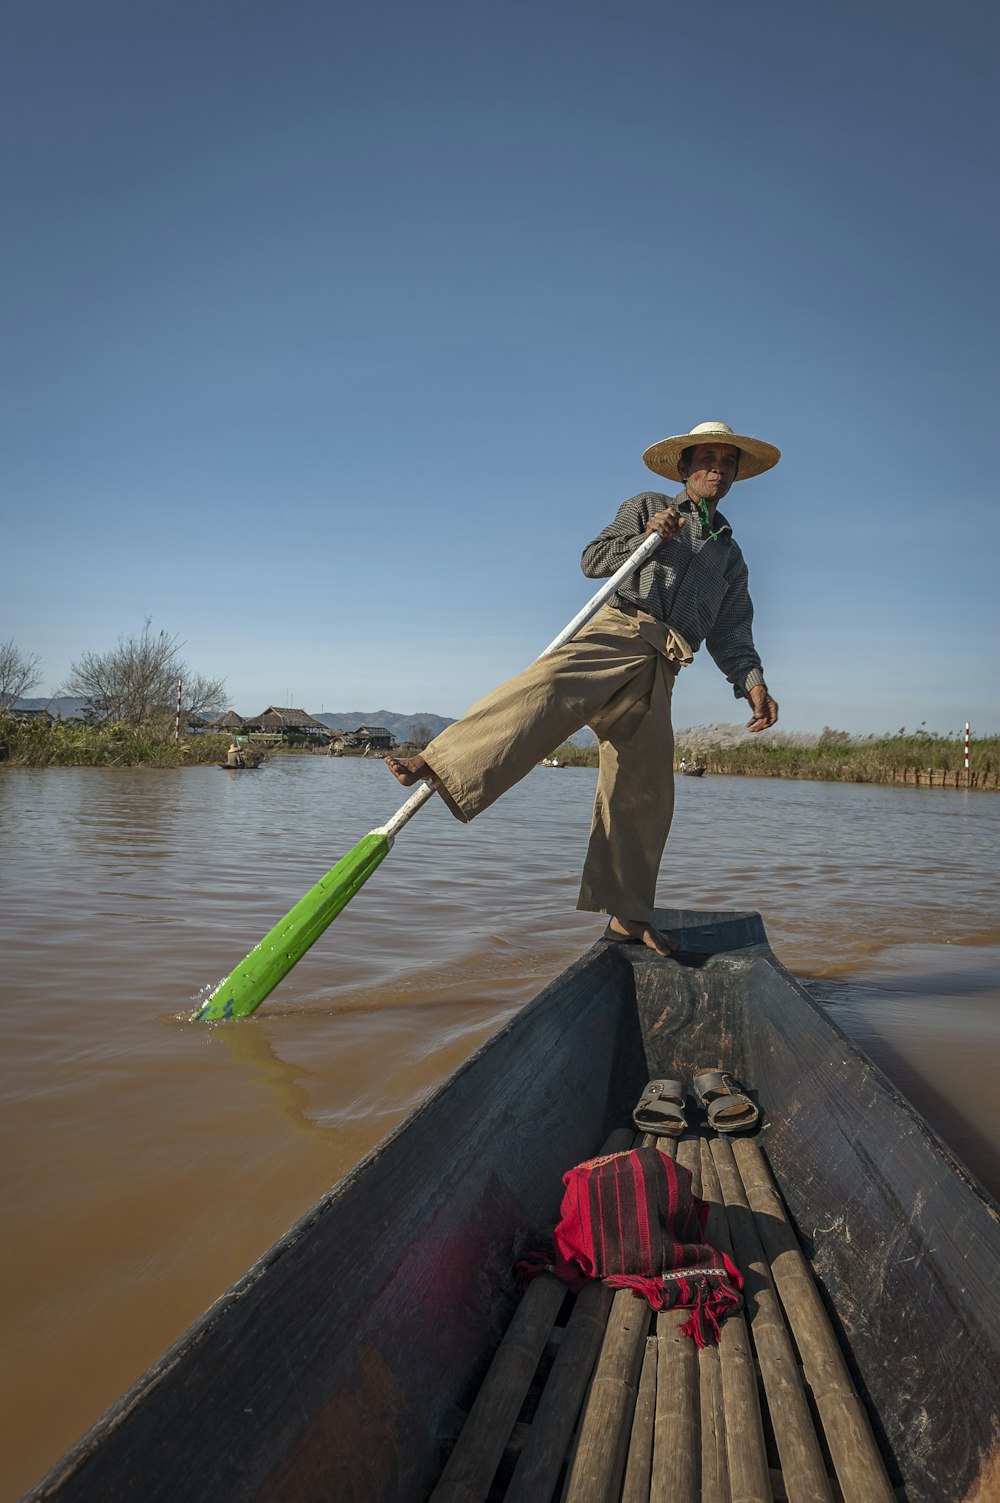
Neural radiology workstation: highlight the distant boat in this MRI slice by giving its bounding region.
[218,751,265,770]
[679,762,706,777]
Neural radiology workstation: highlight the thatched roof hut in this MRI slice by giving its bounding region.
[245,706,328,735]
[355,724,395,749]
[212,711,246,730]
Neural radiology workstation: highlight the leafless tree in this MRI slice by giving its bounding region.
[0,640,43,711]
[62,619,228,725]
[178,671,231,721]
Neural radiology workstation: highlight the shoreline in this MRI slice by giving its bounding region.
[3,759,997,789]
[3,716,998,789]
[694,761,999,790]
[550,735,1000,790]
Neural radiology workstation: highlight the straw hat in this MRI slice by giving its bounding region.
[643,421,780,483]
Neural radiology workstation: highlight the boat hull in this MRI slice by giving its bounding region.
[24,911,1000,1503]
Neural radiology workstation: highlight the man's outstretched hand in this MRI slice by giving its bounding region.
[746,684,778,733]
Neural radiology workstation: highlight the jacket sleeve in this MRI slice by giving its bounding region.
[580,494,657,578]
[705,550,766,699]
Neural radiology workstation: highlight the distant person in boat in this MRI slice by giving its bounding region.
[226,741,246,768]
[387,420,780,956]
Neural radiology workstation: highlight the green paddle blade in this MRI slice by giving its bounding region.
[193,831,390,1021]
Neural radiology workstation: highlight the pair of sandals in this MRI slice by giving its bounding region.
[633,1070,760,1138]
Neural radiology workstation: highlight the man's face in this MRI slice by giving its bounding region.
[682,443,739,506]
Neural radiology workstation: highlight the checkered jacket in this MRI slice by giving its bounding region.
[581,490,766,699]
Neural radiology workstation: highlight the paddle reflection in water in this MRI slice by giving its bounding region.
[213,1019,340,1141]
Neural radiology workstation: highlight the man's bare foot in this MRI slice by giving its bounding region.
[608,918,678,956]
[385,754,432,788]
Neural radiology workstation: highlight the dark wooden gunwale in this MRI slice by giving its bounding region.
[23,910,1000,1503]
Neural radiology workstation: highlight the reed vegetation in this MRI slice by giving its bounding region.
[0,714,233,767]
[550,733,1000,788]
[5,714,996,787]
[547,741,601,768]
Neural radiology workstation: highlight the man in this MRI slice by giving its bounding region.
[387,420,780,956]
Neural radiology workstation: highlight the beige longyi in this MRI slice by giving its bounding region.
[421,604,693,922]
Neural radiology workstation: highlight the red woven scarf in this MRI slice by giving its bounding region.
[518,1147,743,1347]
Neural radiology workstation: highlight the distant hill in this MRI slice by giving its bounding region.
[9,700,455,740]
[561,724,819,751]
[567,723,819,750]
[310,710,455,742]
[12,696,90,718]
[675,723,819,748]
[9,702,817,750]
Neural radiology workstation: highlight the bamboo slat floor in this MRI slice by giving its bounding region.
[430,1127,897,1503]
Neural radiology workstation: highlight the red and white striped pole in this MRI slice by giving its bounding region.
[965,721,970,778]
[175,679,182,742]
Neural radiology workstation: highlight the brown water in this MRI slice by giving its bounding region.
[2,758,998,1497]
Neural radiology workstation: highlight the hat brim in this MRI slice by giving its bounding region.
[643,432,781,483]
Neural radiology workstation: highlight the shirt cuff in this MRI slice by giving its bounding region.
[742,668,765,694]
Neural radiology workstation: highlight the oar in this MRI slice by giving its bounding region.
[193,531,663,1020]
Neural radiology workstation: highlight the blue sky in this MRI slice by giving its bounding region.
[3,0,997,735]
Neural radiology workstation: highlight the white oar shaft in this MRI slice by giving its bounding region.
[377,530,662,840]
[376,780,435,841]
[537,530,663,656]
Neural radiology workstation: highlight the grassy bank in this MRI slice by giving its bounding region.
[0,715,234,767]
[6,715,996,787]
[551,734,1000,789]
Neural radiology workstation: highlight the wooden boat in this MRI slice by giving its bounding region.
[25,910,1000,1503]
[680,764,706,777]
[217,762,261,770]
